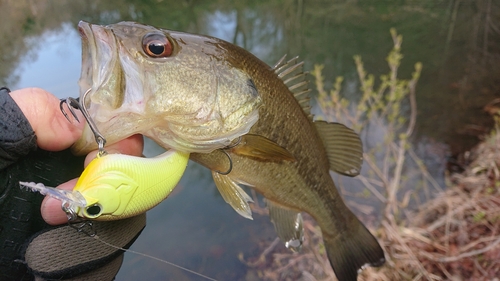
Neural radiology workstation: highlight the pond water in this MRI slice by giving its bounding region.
[2,1,499,280]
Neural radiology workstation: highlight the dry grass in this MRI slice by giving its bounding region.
[242,29,500,281]
[360,131,500,281]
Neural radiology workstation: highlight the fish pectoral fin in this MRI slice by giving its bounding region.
[267,200,304,252]
[314,121,363,176]
[230,134,295,162]
[212,171,254,220]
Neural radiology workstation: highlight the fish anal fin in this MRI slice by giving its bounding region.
[324,218,385,281]
[314,121,363,176]
[230,134,295,163]
[267,200,304,252]
[212,171,253,220]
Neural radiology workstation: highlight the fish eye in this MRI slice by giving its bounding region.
[85,204,103,218]
[142,33,173,58]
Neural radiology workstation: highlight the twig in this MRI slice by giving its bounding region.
[385,138,407,219]
[425,198,474,232]
[357,175,387,203]
[425,236,500,263]
[362,152,390,189]
[242,237,281,267]
[408,147,443,192]
[382,220,433,280]
[436,263,453,280]
[474,258,489,277]
[405,65,418,137]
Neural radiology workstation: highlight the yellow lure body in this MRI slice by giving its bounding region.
[74,150,189,221]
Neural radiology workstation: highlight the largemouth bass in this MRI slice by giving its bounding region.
[74,21,385,281]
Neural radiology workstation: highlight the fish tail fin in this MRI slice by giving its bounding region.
[324,220,385,281]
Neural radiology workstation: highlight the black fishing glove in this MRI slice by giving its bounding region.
[24,214,146,281]
[0,87,145,280]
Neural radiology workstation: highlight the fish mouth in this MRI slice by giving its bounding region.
[77,21,93,101]
[77,21,117,105]
[77,21,102,105]
[74,21,119,154]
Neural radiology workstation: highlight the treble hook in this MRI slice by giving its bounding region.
[60,89,107,155]
[68,220,97,237]
[59,97,81,123]
[214,136,242,175]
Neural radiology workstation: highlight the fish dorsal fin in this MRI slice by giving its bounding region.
[267,200,304,252]
[212,171,254,220]
[314,121,363,176]
[273,55,312,119]
[230,134,295,163]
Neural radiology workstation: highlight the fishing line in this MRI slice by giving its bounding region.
[92,234,218,281]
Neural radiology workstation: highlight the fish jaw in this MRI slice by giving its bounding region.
[74,21,144,154]
[77,21,126,109]
[72,21,262,155]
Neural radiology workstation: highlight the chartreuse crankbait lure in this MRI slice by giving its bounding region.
[20,149,189,221]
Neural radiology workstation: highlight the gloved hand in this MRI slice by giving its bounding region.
[0,87,145,280]
[25,213,146,281]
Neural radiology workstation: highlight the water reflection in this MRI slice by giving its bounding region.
[2,0,499,280]
[15,24,81,98]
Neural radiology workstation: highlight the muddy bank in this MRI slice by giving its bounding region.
[362,130,500,281]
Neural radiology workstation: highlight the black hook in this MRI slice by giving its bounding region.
[214,136,242,175]
[68,220,96,237]
[59,97,81,123]
[59,89,107,152]
[215,150,233,175]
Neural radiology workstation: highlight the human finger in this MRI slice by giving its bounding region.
[9,88,84,151]
[40,179,77,225]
